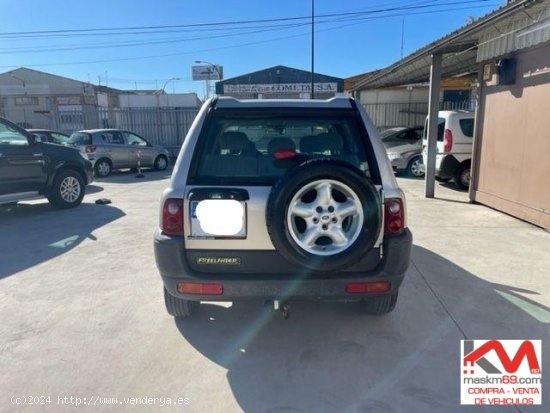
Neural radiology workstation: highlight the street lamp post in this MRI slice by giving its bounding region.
[159,77,181,94]
[195,60,220,99]
[154,77,181,109]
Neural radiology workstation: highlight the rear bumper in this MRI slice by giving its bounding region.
[154,228,412,301]
[390,157,408,172]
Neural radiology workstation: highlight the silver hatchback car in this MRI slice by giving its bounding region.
[68,128,170,177]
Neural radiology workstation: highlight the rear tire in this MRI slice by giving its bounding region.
[360,292,398,315]
[406,156,424,177]
[95,158,112,177]
[47,170,85,209]
[154,155,168,171]
[164,288,199,317]
[454,163,471,190]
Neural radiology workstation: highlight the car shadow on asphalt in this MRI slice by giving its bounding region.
[85,184,105,195]
[432,197,471,205]
[395,172,424,180]
[0,202,125,280]
[440,181,468,193]
[174,245,549,413]
[93,168,172,184]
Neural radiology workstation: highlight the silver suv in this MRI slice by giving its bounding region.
[154,97,412,318]
[68,129,170,177]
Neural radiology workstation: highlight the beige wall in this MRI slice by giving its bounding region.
[472,43,550,229]
[359,87,429,104]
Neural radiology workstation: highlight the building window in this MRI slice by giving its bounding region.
[60,113,83,124]
[14,96,39,106]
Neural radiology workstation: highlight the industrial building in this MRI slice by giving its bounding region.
[349,69,475,130]
[215,65,344,99]
[0,68,122,131]
[0,67,199,133]
[352,0,550,229]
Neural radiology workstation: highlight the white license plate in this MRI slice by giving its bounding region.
[190,200,247,238]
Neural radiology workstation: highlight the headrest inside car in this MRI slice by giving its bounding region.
[267,137,296,154]
[220,131,251,151]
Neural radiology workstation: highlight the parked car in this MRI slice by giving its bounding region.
[27,129,70,145]
[67,129,170,177]
[0,117,93,209]
[381,126,424,177]
[421,111,474,189]
[154,97,412,318]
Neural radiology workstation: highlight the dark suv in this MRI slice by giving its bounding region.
[0,117,93,209]
[154,97,412,318]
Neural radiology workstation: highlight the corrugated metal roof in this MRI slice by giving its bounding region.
[216,65,342,85]
[478,4,550,61]
[344,70,381,91]
[353,0,549,90]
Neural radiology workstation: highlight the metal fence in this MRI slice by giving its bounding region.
[0,105,199,157]
[362,101,475,131]
[99,108,199,156]
[1,101,475,152]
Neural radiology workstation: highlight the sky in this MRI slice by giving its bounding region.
[0,0,505,98]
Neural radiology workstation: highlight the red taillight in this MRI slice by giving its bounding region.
[346,281,391,294]
[162,198,183,235]
[84,145,96,153]
[273,148,297,160]
[443,129,453,153]
[385,198,405,235]
[177,282,223,295]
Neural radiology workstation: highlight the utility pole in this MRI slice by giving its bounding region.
[400,18,405,59]
[311,0,315,99]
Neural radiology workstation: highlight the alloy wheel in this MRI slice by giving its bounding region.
[60,176,81,203]
[409,158,424,177]
[286,179,364,256]
[97,161,110,177]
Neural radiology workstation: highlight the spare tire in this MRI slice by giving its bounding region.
[266,159,382,272]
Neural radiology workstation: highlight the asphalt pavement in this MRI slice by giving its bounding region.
[1,170,549,413]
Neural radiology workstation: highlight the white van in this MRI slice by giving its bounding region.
[421,111,474,189]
